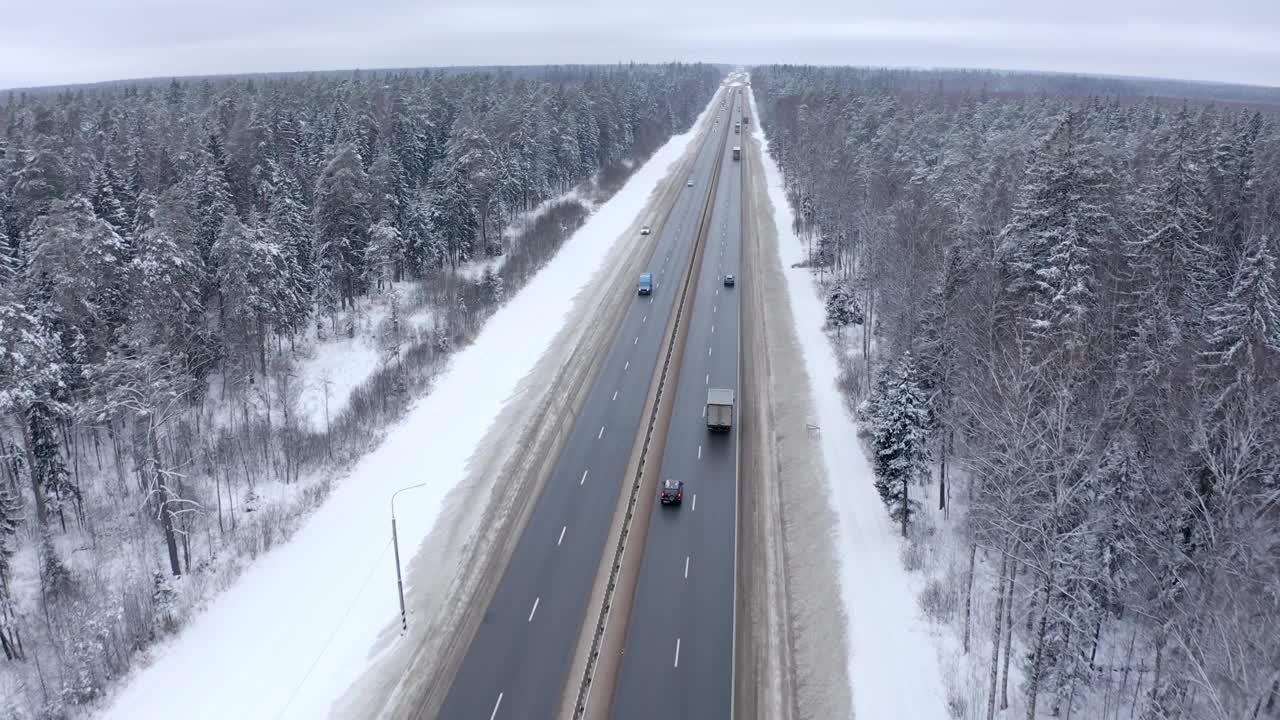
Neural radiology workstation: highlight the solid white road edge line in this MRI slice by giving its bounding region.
[490,693,503,720]
[674,638,681,668]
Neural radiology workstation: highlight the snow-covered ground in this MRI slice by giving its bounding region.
[97,98,713,720]
[748,88,951,720]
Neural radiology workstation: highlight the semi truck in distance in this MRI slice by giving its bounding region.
[706,388,735,432]
[638,273,653,295]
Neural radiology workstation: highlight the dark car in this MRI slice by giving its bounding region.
[724,274,736,287]
[660,479,684,506]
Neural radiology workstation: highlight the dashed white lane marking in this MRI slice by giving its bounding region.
[714,305,717,313]
[705,373,710,385]
[708,346,712,356]
[624,361,630,371]
[528,597,540,622]
[643,315,647,323]
[702,405,706,418]
[634,336,639,345]
[698,445,702,459]
[674,638,682,667]
[712,325,716,333]
[612,390,618,401]
[598,426,605,439]
[692,494,697,512]
[558,526,567,545]
[581,469,589,485]
[685,556,690,579]
[490,693,503,720]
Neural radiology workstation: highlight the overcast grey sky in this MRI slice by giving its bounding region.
[3,0,1278,90]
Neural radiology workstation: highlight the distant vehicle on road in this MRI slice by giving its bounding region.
[640,225,651,235]
[687,180,694,187]
[638,273,653,295]
[660,479,685,505]
[724,274,735,287]
[734,120,740,133]
[732,146,740,161]
[706,388,735,432]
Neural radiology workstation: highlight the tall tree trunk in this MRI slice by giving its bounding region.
[149,423,182,576]
[13,405,49,527]
[1026,564,1057,720]
[987,550,1009,720]
[901,476,910,537]
[939,422,948,512]
[1001,557,1019,710]
[963,541,977,654]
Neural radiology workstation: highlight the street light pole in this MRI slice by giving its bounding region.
[391,482,428,633]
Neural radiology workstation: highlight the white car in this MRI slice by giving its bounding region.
[687,180,694,187]
[640,226,651,235]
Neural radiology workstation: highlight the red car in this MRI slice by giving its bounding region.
[660,479,684,506]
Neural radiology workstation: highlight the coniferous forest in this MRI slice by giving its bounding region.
[753,66,1280,720]
[0,63,719,715]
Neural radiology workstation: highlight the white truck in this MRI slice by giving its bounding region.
[732,146,740,161]
[706,388,735,432]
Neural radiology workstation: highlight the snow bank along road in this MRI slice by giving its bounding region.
[434,89,742,720]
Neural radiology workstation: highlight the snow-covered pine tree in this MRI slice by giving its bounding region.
[38,530,74,600]
[365,219,403,292]
[91,160,131,238]
[265,164,313,338]
[24,197,130,365]
[0,483,22,660]
[1200,235,1280,415]
[997,113,1112,356]
[368,151,409,229]
[11,138,69,233]
[128,187,210,374]
[429,162,479,269]
[192,133,235,294]
[213,213,286,383]
[824,278,863,333]
[868,352,933,537]
[314,143,371,308]
[1127,107,1216,328]
[482,265,505,306]
[151,569,178,630]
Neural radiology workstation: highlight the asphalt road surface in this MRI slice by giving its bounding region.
[611,88,745,720]
[436,91,739,720]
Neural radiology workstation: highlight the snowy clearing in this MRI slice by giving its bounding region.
[749,87,951,720]
[96,108,712,720]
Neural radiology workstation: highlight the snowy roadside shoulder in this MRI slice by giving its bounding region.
[747,88,951,720]
[94,94,721,720]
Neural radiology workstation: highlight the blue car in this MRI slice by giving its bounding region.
[638,273,653,295]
